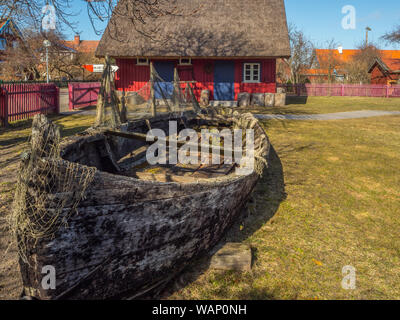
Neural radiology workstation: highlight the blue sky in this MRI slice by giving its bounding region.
[284,0,400,49]
[66,0,400,50]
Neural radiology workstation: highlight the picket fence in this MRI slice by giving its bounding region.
[0,83,59,127]
[278,83,400,98]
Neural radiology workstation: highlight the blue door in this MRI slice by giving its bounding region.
[214,61,235,101]
[154,61,174,99]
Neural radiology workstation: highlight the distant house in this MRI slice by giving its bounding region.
[38,35,100,80]
[96,0,291,102]
[368,58,400,85]
[0,19,24,59]
[303,48,400,84]
[302,48,358,83]
[64,35,99,56]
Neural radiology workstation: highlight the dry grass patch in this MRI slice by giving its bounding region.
[240,96,400,115]
[168,115,400,300]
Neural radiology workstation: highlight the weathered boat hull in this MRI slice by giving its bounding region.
[18,110,270,299]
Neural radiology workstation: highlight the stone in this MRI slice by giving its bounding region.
[274,93,287,107]
[251,93,265,107]
[200,90,210,107]
[210,243,252,272]
[277,87,286,94]
[264,93,275,107]
[237,92,250,107]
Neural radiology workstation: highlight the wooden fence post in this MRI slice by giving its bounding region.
[341,84,344,97]
[68,83,74,110]
[55,86,60,114]
[1,88,9,127]
[150,62,156,117]
[386,85,389,98]
[0,89,4,127]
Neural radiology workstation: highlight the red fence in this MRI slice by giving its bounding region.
[68,82,100,110]
[0,83,59,127]
[278,83,400,98]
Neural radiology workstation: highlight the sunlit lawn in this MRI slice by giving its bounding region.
[168,114,400,300]
[239,96,400,115]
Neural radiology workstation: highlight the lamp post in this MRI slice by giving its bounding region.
[43,40,51,83]
[366,27,372,46]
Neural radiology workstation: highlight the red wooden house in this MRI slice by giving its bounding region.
[368,57,400,85]
[96,0,290,102]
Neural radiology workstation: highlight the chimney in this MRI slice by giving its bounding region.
[74,34,80,46]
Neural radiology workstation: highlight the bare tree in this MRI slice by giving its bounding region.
[382,24,400,44]
[345,42,382,84]
[282,23,314,84]
[0,0,191,37]
[0,0,78,32]
[317,39,341,84]
[0,29,102,81]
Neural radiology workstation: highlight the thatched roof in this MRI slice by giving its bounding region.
[96,0,290,58]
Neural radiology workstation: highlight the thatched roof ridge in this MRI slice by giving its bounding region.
[96,0,290,58]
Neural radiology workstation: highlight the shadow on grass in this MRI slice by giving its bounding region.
[0,114,93,148]
[154,146,286,300]
[286,96,308,105]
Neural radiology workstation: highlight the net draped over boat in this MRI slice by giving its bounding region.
[95,58,201,128]
[9,115,97,264]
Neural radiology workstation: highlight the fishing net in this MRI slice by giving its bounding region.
[9,114,96,264]
[98,62,202,124]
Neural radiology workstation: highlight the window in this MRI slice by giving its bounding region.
[137,57,149,66]
[243,63,261,83]
[179,58,192,66]
[0,38,6,51]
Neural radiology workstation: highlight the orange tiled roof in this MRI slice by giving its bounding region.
[315,49,400,67]
[382,58,400,71]
[315,49,358,64]
[306,49,400,77]
[303,68,329,75]
[64,40,99,54]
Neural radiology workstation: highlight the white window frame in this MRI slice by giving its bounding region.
[243,63,261,83]
[179,57,192,66]
[137,57,149,66]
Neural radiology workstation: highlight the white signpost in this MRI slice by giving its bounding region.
[83,64,119,73]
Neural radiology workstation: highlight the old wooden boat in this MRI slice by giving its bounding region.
[17,108,270,300]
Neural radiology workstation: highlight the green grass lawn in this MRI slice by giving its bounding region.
[239,96,400,115]
[167,114,400,300]
[1,99,400,299]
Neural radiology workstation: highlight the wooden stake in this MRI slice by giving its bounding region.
[150,62,156,117]
[173,68,180,111]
